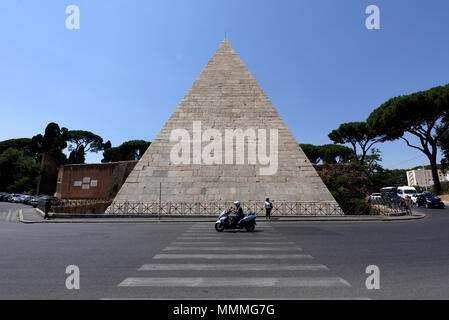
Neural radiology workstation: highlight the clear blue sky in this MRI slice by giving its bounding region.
[1,0,448,169]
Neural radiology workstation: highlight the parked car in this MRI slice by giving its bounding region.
[0,194,11,201]
[385,192,402,203]
[370,193,382,201]
[17,195,27,203]
[21,195,32,204]
[411,193,420,205]
[11,194,23,203]
[10,194,22,202]
[416,192,445,209]
[29,196,41,208]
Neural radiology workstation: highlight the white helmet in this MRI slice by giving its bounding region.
[233,201,240,206]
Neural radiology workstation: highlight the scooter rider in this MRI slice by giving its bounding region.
[232,201,244,226]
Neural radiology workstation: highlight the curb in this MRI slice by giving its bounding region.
[18,208,40,224]
[17,208,427,224]
[36,207,45,217]
[19,208,52,224]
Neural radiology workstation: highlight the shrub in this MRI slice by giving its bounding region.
[108,182,119,199]
[315,163,372,215]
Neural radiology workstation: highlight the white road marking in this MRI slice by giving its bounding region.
[189,226,273,230]
[153,253,313,259]
[163,246,302,251]
[189,228,274,231]
[177,237,287,240]
[102,297,370,300]
[186,230,275,232]
[179,232,279,237]
[6,210,12,221]
[113,221,356,299]
[138,264,329,271]
[118,277,350,287]
[185,229,277,232]
[171,241,295,245]
[191,224,272,226]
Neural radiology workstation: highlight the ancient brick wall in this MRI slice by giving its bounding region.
[56,161,137,199]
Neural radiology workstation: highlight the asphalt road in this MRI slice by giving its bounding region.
[0,202,448,300]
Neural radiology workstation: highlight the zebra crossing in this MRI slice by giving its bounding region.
[113,222,364,299]
[0,210,19,223]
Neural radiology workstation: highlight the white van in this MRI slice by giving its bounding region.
[380,187,397,194]
[397,186,417,199]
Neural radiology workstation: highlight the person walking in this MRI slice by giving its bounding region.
[44,198,52,220]
[265,198,272,220]
[406,195,413,215]
[403,195,412,216]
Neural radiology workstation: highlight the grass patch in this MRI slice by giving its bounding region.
[439,194,449,202]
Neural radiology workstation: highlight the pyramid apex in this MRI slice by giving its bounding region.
[221,36,230,44]
[215,36,236,53]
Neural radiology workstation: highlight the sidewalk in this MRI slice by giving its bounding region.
[18,208,426,224]
[19,207,49,223]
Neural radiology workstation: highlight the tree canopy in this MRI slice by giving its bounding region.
[66,130,106,164]
[328,121,384,164]
[367,83,449,193]
[299,144,321,164]
[0,122,113,192]
[300,144,355,164]
[0,148,41,193]
[0,138,33,157]
[66,130,105,153]
[29,134,43,160]
[320,144,356,164]
[68,145,85,164]
[34,122,68,164]
[102,140,151,162]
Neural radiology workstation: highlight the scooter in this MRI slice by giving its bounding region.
[215,207,256,232]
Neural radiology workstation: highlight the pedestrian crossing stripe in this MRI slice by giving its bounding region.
[188,226,274,229]
[171,241,295,245]
[153,253,313,259]
[138,264,329,271]
[177,237,287,240]
[118,277,351,287]
[1,210,18,222]
[162,246,302,251]
[102,297,370,300]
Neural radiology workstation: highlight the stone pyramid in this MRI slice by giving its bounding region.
[112,38,339,211]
